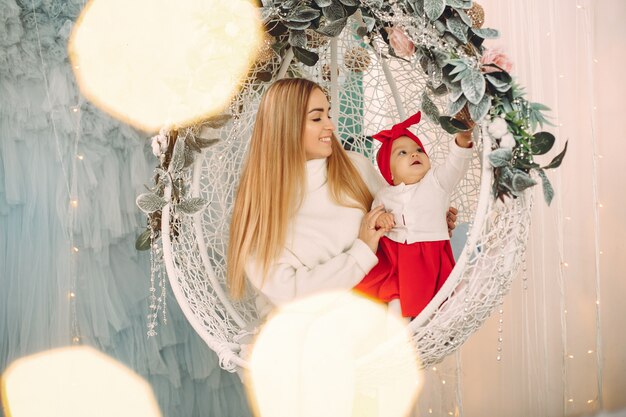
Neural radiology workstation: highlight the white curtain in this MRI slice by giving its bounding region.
[414,1,626,416]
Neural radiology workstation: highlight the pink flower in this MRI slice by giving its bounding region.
[481,47,513,74]
[385,27,415,58]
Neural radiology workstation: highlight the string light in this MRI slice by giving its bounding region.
[70,199,78,208]
[69,292,76,299]
[562,262,569,267]
[587,350,594,354]
[568,398,574,403]
[587,399,595,404]
[568,354,574,359]
[72,246,79,253]
[76,154,84,160]
[428,409,433,414]
[71,106,79,113]
[442,380,446,385]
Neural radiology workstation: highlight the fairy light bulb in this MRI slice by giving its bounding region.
[247,291,422,417]
[72,247,79,253]
[70,199,78,208]
[1,347,162,417]
[69,0,263,132]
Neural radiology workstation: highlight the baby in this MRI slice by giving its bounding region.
[355,111,474,317]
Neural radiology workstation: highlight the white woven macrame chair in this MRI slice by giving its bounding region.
[159,9,531,372]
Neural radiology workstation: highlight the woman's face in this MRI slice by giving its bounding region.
[302,88,335,160]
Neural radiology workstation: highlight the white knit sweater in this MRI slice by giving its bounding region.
[373,141,474,244]
[246,152,385,308]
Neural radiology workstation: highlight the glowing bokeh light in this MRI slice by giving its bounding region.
[68,0,263,132]
[1,346,161,417]
[246,291,422,417]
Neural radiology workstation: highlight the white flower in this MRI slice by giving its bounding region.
[150,136,161,156]
[487,117,508,139]
[150,133,169,157]
[500,132,516,149]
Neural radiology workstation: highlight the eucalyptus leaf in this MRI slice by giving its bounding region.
[446,0,467,7]
[434,20,446,34]
[443,33,460,47]
[511,171,537,192]
[313,0,332,7]
[531,102,551,111]
[471,27,499,39]
[429,82,449,96]
[292,46,319,66]
[281,0,299,9]
[424,0,446,21]
[196,138,220,148]
[461,67,486,104]
[451,68,470,83]
[537,169,555,205]
[447,95,467,116]
[421,92,441,123]
[447,58,468,75]
[455,8,473,26]
[170,137,186,172]
[448,82,464,102]
[339,0,358,6]
[177,197,208,215]
[289,29,307,48]
[186,136,201,153]
[485,74,511,92]
[543,140,568,169]
[530,132,555,155]
[135,229,152,251]
[322,3,345,21]
[428,59,443,88]
[446,17,468,43]
[498,166,514,191]
[315,17,348,37]
[432,49,448,67]
[468,94,491,122]
[289,7,320,22]
[283,20,311,30]
[136,192,167,214]
[410,0,424,14]
[439,116,471,134]
[204,114,231,128]
[488,148,513,168]
[183,146,195,168]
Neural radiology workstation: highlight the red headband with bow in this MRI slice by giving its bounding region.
[373,111,426,185]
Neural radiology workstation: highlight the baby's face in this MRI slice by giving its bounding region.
[389,136,431,185]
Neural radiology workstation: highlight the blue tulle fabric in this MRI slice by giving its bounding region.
[0,1,250,416]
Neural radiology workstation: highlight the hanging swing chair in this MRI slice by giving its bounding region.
[151,1,556,372]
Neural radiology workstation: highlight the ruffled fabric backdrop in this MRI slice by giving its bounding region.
[0,1,250,416]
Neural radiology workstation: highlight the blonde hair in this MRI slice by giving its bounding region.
[227,78,373,298]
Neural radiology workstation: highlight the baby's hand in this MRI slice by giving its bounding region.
[375,212,395,231]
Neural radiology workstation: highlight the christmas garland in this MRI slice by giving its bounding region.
[257,0,567,204]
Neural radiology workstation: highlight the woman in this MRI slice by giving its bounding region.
[227,78,456,308]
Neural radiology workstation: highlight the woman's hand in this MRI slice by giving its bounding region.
[359,205,389,253]
[447,206,458,237]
